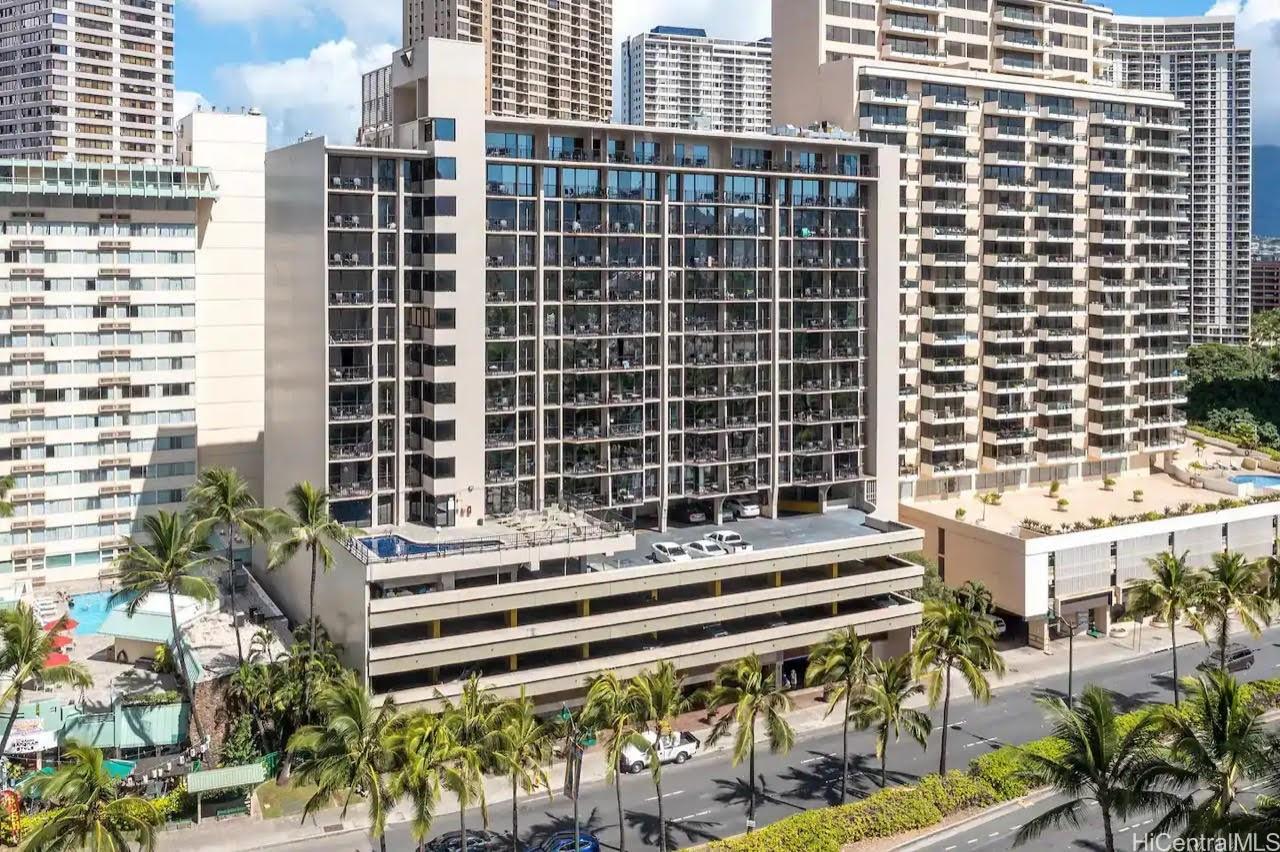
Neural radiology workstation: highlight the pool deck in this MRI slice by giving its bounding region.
[19,568,291,707]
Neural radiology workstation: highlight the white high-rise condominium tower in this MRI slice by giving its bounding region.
[774,0,1189,500]
[619,27,773,134]
[401,0,613,122]
[1107,16,1252,344]
[0,0,175,163]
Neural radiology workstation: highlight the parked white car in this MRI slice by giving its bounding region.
[651,542,691,563]
[621,731,701,774]
[724,497,761,519]
[685,539,728,558]
[707,530,753,553]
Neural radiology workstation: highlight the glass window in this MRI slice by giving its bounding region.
[429,118,456,142]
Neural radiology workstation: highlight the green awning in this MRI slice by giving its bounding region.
[185,761,267,794]
[97,610,175,644]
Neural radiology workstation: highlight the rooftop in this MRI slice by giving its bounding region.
[616,509,896,569]
[908,439,1259,537]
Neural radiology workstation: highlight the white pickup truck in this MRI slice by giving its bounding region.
[620,731,701,774]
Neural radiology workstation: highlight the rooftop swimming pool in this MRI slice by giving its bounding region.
[1230,474,1280,489]
[65,590,132,636]
[358,535,502,560]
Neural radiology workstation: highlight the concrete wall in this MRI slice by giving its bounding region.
[182,111,268,499]
[770,0,826,127]
[904,499,1280,620]
[866,143,902,521]
[262,138,330,628]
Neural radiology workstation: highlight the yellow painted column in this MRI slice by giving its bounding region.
[774,571,783,588]
[710,579,722,597]
[578,599,590,659]
[507,610,518,628]
[431,620,441,639]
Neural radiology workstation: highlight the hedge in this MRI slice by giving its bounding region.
[702,679,1280,852]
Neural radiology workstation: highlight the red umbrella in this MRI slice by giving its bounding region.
[43,652,69,668]
[43,617,77,632]
[48,634,72,649]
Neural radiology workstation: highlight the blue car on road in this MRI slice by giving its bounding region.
[534,831,602,852]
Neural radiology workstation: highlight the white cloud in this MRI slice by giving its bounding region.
[214,39,395,147]
[1213,0,1280,146]
[611,0,770,44]
[184,0,398,46]
[173,89,208,122]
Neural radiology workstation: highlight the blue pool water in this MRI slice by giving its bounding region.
[359,535,500,560]
[65,590,120,636]
[1230,474,1280,489]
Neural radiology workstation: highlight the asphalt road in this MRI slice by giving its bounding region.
[273,629,1280,852]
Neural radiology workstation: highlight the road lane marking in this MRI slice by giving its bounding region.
[646,790,684,801]
[671,809,712,823]
[964,736,1000,749]
[945,847,957,851]
[802,756,824,764]
[967,839,978,845]
[989,831,1000,837]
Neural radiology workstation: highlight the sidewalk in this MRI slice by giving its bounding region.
[158,615,1223,851]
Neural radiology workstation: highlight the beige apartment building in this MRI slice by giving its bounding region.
[773,0,1190,501]
[401,0,613,123]
[0,0,176,163]
[264,37,923,708]
[0,112,265,584]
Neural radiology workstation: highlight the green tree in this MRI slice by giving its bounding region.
[1253,309,1280,346]
[385,711,451,852]
[436,675,502,851]
[1202,551,1269,671]
[850,655,932,788]
[1012,686,1185,852]
[0,475,14,520]
[629,662,694,852]
[1156,670,1270,836]
[977,492,1001,522]
[19,742,162,852]
[1233,419,1261,453]
[705,655,795,833]
[1125,550,1207,707]
[493,690,552,852]
[267,482,356,715]
[187,466,273,665]
[804,627,873,803]
[287,672,398,852]
[113,511,218,746]
[0,603,92,756]
[582,671,644,852]
[912,599,1006,775]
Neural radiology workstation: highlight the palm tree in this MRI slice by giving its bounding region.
[849,655,932,788]
[629,662,694,852]
[267,482,355,714]
[0,604,92,757]
[188,466,272,665]
[437,675,502,851]
[386,711,451,852]
[1125,550,1207,707]
[113,511,218,746]
[493,690,552,852]
[1012,686,1185,852]
[977,491,1001,522]
[1202,551,1269,670]
[287,672,398,852]
[19,742,162,852]
[582,671,644,852]
[912,599,1006,775]
[955,580,993,615]
[1155,670,1270,835]
[804,627,872,803]
[705,655,794,833]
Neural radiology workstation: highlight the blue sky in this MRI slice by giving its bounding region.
[175,0,1276,149]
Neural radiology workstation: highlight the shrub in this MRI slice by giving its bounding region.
[917,772,998,816]
[1056,498,1070,512]
[1246,678,1280,710]
[1103,476,1116,491]
[844,785,942,842]
[1049,480,1061,497]
[708,807,855,852]
[1133,489,1144,503]
[970,735,1069,799]
[955,507,967,521]
[120,690,182,707]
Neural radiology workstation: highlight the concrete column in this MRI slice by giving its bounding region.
[830,563,839,614]
[882,626,912,658]
[1028,617,1048,650]
[773,571,783,588]
[431,620,441,639]
[709,579,722,597]
[1090,604,1111,635]
[577,599,590,617]
[712,496,725,525]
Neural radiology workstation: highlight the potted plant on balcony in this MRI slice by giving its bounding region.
[1103,475,1116,492]
[955,507,967,522]
[1132,489,1144,503]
